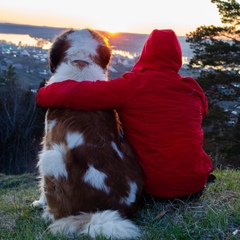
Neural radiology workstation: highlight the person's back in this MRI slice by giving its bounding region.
[119,72,212,198]
[37,29,213,199]
[113,29,213,198]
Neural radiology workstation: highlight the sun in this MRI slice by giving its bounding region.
[102,25,121,35]
[106,31,119,36]
[98,22,127,35]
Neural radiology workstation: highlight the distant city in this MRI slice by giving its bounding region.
[0,23,196,91]
[0,23,194,61]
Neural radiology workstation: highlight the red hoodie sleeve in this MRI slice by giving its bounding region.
[36,78,133,110]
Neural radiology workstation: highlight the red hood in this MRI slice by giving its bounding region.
[132,29,182,73]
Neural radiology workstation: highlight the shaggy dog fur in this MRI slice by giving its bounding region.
[32,28,144,239]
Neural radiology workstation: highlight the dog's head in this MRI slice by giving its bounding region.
[48,29,112,84]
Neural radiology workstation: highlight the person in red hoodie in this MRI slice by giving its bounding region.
[36,29,214,202]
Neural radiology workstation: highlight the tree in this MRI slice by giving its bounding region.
[186,0,240,168]
[0,65,45,174]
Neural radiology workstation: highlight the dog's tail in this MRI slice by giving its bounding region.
[48,210,140,239]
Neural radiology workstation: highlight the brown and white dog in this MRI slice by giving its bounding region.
[32,29,144,239]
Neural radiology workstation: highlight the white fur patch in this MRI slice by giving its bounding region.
[84,210,140,239]
[38,143,68,179]
[111,141,124,160]
[66,132,84,149]
[83,165,110,193]
[47,119,57,131]
[48,210,140,239]
[120,181,137,206]
[48,62,106,84]
[32,191,46,208]
[67,30,98,61]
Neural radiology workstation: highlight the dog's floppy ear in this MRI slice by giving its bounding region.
[88,29,112,70]
[49,29,74,73]
[96,44,112,70]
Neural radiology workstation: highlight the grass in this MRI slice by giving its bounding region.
[0,170,239,240]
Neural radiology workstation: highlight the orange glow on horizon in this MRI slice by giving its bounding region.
[107,31,120,36]
[1,0,223,36]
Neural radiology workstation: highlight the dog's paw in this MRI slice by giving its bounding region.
[42,208,54,222]
[32,199,46,209]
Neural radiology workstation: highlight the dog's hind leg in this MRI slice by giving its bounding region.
[32,177,46,208]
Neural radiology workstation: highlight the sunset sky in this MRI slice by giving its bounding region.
[1,0,224,36]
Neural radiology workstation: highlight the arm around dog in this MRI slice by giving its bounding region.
[36,77,133,110]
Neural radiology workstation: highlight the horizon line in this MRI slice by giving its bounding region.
[0,22,187,37]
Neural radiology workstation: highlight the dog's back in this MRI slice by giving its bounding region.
[35,29,143,239]
[44,108,142,219]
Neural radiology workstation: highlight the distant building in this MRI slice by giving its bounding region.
[20,50,30,57]
[2,45,11,53]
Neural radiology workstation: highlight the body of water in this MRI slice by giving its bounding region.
[0,33,137,58]
[0,33,52,49]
